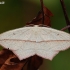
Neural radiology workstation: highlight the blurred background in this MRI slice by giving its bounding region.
[0,0,70,70]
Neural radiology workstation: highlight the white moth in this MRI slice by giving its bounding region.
[0,25,70,60]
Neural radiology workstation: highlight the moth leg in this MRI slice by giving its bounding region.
[61,25,70,31]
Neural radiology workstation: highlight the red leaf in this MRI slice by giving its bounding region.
[27,55,43,70]
[26,5,53,26]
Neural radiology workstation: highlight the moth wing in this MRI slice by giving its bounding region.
[36,40,70,60]
[0,27,33,41]
[13,49,35,60]
[12,41,36,60]
[41,27,70,40]
[0,40,36,60]
[0,27,34,50]
[0,26,43,60]
[35,27,70,60]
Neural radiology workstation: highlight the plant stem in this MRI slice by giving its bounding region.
[61,25,70,31]
[40,0,44,25]
[60,0,70,33]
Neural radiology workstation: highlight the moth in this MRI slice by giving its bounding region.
[0,25,70,60]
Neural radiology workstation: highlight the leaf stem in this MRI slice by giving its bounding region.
[60,0,70,33]
[61,25,70,31]
[40,0,44,25]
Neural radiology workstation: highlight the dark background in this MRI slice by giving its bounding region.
[0,0,70,70]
